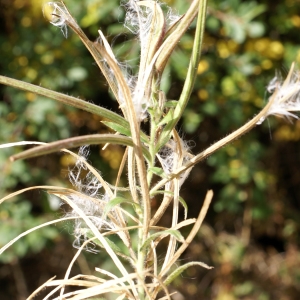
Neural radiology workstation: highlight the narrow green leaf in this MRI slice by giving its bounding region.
[164,261,213,286]
[102,121,149,144]
[92,235,121,253]
[157,108,174,127]
[164,100,178,108]
[10,134,151,163]
[148,167,166,178]
[140,229,184,252]
[104,238,132,261]
[178,196,188,220]
[102,121,131,136]
[104,237,121,254]
[85,230,132,262]
[103,197,141,218]
[0,76,128,127]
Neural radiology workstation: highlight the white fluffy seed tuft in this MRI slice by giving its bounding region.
[43,2,70,37]
[66,147,113,250]
[258,64,300,124]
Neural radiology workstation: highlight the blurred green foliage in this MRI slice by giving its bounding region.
[0,201,58,263]
[1,0,300,299]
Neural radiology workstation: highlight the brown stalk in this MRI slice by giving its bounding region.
[155,0,201,73]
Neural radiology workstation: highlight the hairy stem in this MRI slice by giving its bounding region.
[157,0,208,150]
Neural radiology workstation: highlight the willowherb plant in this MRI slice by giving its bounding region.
[0,0,300,299]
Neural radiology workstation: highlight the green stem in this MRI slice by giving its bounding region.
[147,115,157,186]
[137,221,146,300]
[156,0,208,151]
[147,79,162,186]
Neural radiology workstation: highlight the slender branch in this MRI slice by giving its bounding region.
[151,93,276,194]
[159,190,213,277]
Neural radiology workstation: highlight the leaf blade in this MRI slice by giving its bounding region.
[0,76,128,127]
[103,197,141,218]
[102,121,149,144]
[164,261,213,286]
[10,134,151,163]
